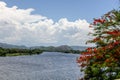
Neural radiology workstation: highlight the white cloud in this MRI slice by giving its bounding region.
[0,1,92,46]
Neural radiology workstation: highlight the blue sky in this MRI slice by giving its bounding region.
[2,0,118,22]
[0,0,119,46]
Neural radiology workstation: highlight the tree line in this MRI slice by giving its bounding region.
[0,47,43,56]
[0,47,84,56]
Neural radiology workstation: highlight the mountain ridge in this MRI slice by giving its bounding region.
[0,43,27,49]
[0,42,88,51]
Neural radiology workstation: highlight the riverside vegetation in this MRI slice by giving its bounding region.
[0,47,43,56]
[0,46,84,57]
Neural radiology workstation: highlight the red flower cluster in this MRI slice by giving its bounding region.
[93,37,101,42]
[93,19,106,25]
[77,47,97,67]
[106,30,120,36]
[76,54,93,67]
[114,41,120,45]
[101,41,120,50]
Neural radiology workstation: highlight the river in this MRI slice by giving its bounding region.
[0,52,83,80]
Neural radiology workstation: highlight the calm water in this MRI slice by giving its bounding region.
[0,52,83,80]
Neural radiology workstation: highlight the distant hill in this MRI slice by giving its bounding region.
[0,42,88,51]
[30,45,72,52]
[70,46,88,51]
[56,45,72,51]
[0,43,27,49]
[31,45,88,51]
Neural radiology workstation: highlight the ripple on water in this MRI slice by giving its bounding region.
[0,52,83,80]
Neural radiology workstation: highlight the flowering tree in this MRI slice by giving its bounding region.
[77,10,120,80]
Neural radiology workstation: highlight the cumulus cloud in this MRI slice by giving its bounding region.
[0,1,92,46]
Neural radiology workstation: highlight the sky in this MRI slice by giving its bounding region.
[0,0,119,47]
